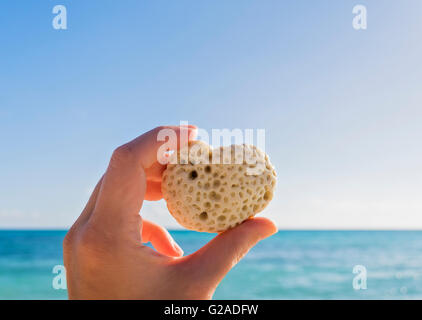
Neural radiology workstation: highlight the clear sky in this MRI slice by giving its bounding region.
[1,1,421,229]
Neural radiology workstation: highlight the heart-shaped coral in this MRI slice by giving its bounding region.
[161,141,277,233]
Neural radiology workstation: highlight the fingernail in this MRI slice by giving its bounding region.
[172,241,184,256]
[263,218,278,237]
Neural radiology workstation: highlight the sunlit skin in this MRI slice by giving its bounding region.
[63,125,277,299]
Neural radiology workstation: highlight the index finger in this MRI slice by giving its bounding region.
[90,125,197,234]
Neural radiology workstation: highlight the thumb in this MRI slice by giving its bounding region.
[183,217,277,288]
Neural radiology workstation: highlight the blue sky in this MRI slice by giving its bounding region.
[0,1,421,229]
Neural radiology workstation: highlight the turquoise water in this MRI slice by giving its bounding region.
[1,230,422,299]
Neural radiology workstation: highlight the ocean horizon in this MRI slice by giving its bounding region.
[1,230,422,300]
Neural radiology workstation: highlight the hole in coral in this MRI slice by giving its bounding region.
[209,191,221,201]
[199,212,208,220]
[189,170,198,180]
[218,215,226,221]
[205,166,211,173]
[263,191,273,201]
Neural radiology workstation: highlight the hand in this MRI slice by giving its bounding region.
[63,125,277,299]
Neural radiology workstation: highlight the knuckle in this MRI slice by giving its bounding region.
[77,227,100,252]
[63,224,78,252]
[76,224,112,258]
[111,144,134,164]
[63,232,74,252]
[153,126,170,138]
[154,125,168,133]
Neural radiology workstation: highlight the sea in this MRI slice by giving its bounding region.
[1,230,422,300]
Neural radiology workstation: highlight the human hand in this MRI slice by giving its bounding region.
[63,125,277,299]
